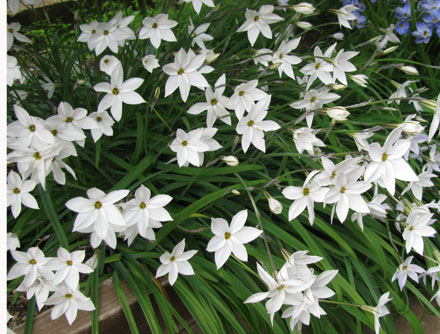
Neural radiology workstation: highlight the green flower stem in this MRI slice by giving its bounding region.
[234,173,276,272]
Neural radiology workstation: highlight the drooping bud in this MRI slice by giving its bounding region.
[326,106,350,121]
[264,191,283,214]
[220,155,239,167]
[291,3,315,14]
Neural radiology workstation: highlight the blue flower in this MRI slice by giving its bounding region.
[420,0,440,12]
[353,11,367,28]
[395,2,411,21]
[395,20,410,35]
[412,22,432,43]
[423,9,440,29]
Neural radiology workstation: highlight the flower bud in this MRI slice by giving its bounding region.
[220,155,239,166]
[154,87,161,99]
[264,192,283,214]
[7,232,20,251]
[291,3,315,14]
[420,99,437,110]
[350,74,368,87]
[381,45,399,55]
[398,65,419,75]
[142,55,160,73]
[296,21,312,29]
[400,120,424,135]
[231,190,240,195]
[326,106,350,121]
[329,84,346,91]
[85,251,100,270]
[269,62,282,70]
[331,32,344,40]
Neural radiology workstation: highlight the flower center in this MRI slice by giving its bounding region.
[29,125,36,132]
[51,129,58,136]
[65,117,73,123]
[178,68,184,75]
[95,201,102,209]
[103,30,109,35]
[96,116,102,122]
[279,53,284,59]
[65,293,72,299]
[238,90,244,96]
[310,96,317,103]
[409,226,414,231]
[104,59,109,64]
[112,87,119,95]
[315,63,320,70]
[152,23,158,29]
[29,259,36,265]
[402,265,408,270]
[210,98,218,106]
[277,285,285,291]
[91,29,96,34]
[247,120,254,127]
[340,186,346,193]
[139,202,146,209]
[254,16,259,22]
[33,152,42,160]
[424,30,429,36]
[181,140,188,146]
[303,188,310,196]
[382,153,388,162]
[13,187,21,194]
[331,171,336,179]
[170,256,176,262]
[66,260,73,266]
[224,232,231,240]
[8,28,14,33]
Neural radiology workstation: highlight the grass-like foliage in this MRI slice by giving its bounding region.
[6,0,440,333]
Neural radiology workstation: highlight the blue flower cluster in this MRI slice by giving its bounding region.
[340,0,367,28]
[395,0,440,43]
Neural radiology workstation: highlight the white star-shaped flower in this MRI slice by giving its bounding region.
[94,63,145,121]
[236,96,280,153]
[7,170,39,218]
[89,110,115,142]
[139,14,177,49]
[271,38,302,80]
[163,48,210,102]
[187,74,231,127]
[156,239,197,285]
[324,168,371,223]
[45,284,95,325]
[364,127,419,195]
[228,79,268,120]
[283,170,328,225]
[391,256,425,291]
[183,0,215,14]
[7,247,54,288]
[46,247,94,290]
[7,55,22,86]
[237,5,284,46]
[207,210,262,269]
[188,18,213,50]
[291,127,325,155]
[7,22,32,51]
[123,185,173,241]
[170,127,221,167]
[65,187,129,249]
[402,207,436,255]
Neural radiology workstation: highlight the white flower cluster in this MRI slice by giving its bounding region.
[66,185,173,249]
[7,246,95,324]
[7,102,98,193]
[245,251,338,332]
